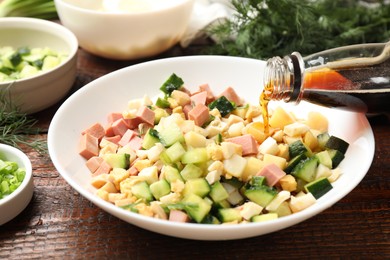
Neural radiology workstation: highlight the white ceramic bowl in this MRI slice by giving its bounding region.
[0,17,78,114]
[54,0,194,60]
[0,143,33,225]
[48,56,375,240]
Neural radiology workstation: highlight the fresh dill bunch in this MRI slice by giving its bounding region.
[0,86,47,155]
[206,0,390,59]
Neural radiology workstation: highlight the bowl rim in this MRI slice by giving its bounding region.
[0,17,78,86]
[54,0,194,16]
[0,143,33,206]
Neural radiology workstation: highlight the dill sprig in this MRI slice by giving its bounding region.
[206,0,390,59]
[0,85,47,155]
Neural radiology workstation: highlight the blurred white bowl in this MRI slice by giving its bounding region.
[54,0,194,60]
[0,17,78,114]
[0,143,33,225]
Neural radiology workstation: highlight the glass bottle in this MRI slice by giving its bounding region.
[261,41,390,114]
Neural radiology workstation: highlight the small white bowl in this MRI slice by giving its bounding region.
[54,0,194,60]
[0,143,33,225]
[0,17,78,114]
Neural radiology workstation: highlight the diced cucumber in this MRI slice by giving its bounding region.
[42,55,60,70]
[165,142,186,162]
[181,148,208,164]
[315,150,332,169]
[289,140,312,158]
[208,96,235,117]
[103,153,130,169]
[251,213,278,222]
[182,193,212,223]
[160,73,184,96]
[291,157,318,182]
[244,185,277,207]
[155,97,171,108]
[317,132,330,150]
[304,177,333,199]
[159,124,184,147]
[163,165,183,183]
[325,136,349,154]
[213,199,231,209]
[150,179,171,200]
[180,163,203,181]
[249,176,266,187]
[327,149,345,168]
[131,181,153,202]
[142,129,159,149]
[209,181,229,202]
[182,178,211,198]
[201,214,221,224]
[217,208,242,223]
[284,153,307,173]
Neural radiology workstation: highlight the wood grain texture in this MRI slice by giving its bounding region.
[0,42,389,260]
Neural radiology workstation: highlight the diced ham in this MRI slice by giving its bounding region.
[190,91,208,106]
[198,83,215,104]
[136,106,155,126]
[82,123,105,140]
[256,163,286,187]
[188,103,210,127]
[128,136,143,151]
[107,112,123,124]
[111,118,130,136]
[118,129,136,147]
[93,160,112,176]
[124,117,141,130]
[226,134,258,156]
[85,156,104,173]
[169,210,190,223]
[127,164,139,176]
[183,104,193,119]
[103,135,121,145]
[218,86,243,106]
[79,133,99,160]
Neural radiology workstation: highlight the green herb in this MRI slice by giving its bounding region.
[0,158,26,199]
[155,97,170,108]
[0,85,47,154]
[0,0,58,19]
[206,0,390,59]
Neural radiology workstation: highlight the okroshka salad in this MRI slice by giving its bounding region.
[78,73,349,224]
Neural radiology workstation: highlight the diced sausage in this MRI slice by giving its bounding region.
[188,103,210,127]
[82,123,105,140]
[256,163,286,187]
[190,91,208,106]
[85,156,104,173]
[107,112,123,124]
[198,83,215,104]
[79,133,99,160]
[93,160,112,176]
[226,134,258,156]
[218,86,243,106]
[183,104,193,119]
[103,135,121,145]
[136,106,155,126]
[128,136,143,151]
[111,118,130,136]
[169,210,190,223]
[118,129,136,147]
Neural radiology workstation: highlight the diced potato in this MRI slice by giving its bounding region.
[205,170,222,185]
[221,142,242,159]
[223,154,247,178]
[284,122,310,137]
[272,130,284,143]
[245,106,262,122]
[226,114,244,126]
[99,181,118,193]
[289,192,316,213]
[91,173,110,189]
[185,131,207,148]
[246,123,267,143]
[109,168,130,190]
[258,137,279,155]
[269,106,295,129]
[114,197,137,207]
[108,193,126,203]
[279,174,297,192]
[304,130,319,151]
[266,190,291,211]
[263,154,287,169]
[315,164,332,180]
[282,135,302,145]
[137,166,159,184]
[228,122,245,137]
[239,202,263,220]
[241,157,264,182]
[277,144,290,160]
[134,159,152,172]
[171,90,191,107]
[206,143,224,161]
[150,201,168,220]
[328,167,342,183]
[306,111,329,132]
[96,189,109,201]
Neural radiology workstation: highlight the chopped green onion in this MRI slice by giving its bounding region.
[0,158,26,199]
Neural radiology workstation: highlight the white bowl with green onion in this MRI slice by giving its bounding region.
[0,17,78,114]
[0,143,33,225]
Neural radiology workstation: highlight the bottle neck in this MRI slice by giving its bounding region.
[263,52,305,104]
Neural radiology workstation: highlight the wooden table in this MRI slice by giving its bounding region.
[1,42,389,259]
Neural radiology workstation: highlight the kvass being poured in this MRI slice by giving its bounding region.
[260,41,390,132]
